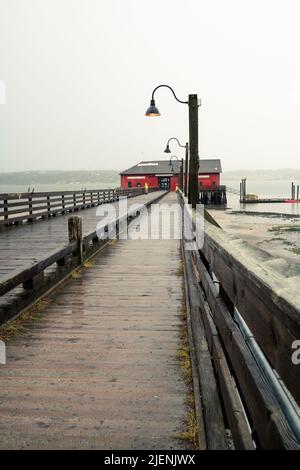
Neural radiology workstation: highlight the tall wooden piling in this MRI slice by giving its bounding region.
[68,216,83,264]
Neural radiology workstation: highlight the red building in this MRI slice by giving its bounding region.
[120,159,222,191]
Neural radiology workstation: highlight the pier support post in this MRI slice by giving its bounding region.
[68,216,83,265]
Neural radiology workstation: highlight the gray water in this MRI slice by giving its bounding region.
[223,178,300,216]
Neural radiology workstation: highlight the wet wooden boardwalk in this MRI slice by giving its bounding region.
[0,191,165,278]
[0,193,191,450]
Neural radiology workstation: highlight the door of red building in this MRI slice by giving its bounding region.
[158,176,170,190]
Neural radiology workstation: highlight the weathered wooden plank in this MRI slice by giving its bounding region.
[189,252,255,449]
[183,245,227,449]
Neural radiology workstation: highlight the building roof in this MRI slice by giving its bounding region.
[120,159,222,176]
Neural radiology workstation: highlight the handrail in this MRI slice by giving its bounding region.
[0,187,153,226]
[178,189,300,449]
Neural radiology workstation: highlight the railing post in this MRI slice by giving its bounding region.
[62,194,65,214]
[73,193,77,211]
[28,196,33,222]
[4,199,8,220]
[68,216,83,265]
[47,195,51,216]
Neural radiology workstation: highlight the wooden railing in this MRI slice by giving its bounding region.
[178,190,300,449]
[0,187,154,226]
[0,190,165,324]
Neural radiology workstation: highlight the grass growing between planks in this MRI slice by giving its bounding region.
[70,270,82,279]
[0,298,50,342]
[83,260,95,268]
[177,303,199,449]
[176,260,184,277]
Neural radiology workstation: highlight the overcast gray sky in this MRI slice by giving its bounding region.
[0,0,299,172]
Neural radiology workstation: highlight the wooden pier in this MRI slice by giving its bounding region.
[0,189,299,450]
[239,178,300,204]
[0,193,191,450]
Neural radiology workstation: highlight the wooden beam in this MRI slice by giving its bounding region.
[183,245,227,449]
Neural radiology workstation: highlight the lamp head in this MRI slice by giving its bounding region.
[145,99,160,117]
[164,144,171,153]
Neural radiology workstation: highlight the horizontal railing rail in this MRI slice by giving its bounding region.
[178,190,300,449]
[0,187,154,226]
[198,184,227,192]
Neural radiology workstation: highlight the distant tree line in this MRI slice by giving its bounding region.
[0,170,120,185]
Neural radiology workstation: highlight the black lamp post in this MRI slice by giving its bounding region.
[168,155,183,191]
[164,137,189,197]
[145,84,200,208]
